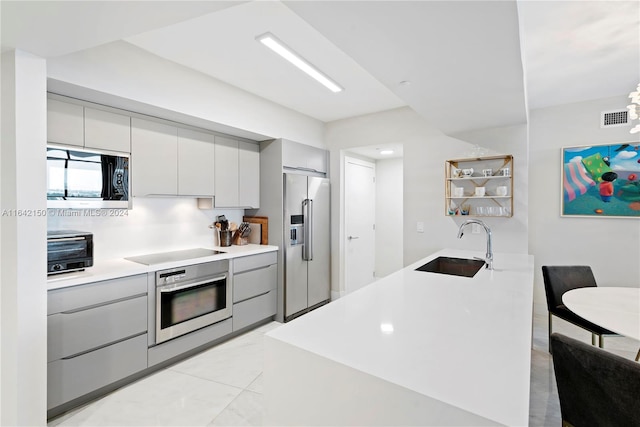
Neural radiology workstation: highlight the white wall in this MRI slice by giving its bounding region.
[452,123,529,254]
[326,107,529,293]
[1,50,48,426]
[47,199,244,261]
[47,41,325,148]
[375,158,403,277]
[529,95,640,310]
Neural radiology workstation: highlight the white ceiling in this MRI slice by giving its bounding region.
[2,1,638,136]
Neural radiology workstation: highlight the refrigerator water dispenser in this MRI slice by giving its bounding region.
[290,215,305,246]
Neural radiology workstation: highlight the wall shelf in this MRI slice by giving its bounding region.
[445,155,513,217]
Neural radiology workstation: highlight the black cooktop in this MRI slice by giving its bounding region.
[125,248,224,266]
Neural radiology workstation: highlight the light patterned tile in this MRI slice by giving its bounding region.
[169,329,265,389]
[54,370,242,426]
[246,373,263,393]
[246,321,282,336]
[208,390,264,426]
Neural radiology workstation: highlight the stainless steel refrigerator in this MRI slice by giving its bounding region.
[284,173,330,321]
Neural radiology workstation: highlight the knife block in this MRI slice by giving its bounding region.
[233,231,248,246]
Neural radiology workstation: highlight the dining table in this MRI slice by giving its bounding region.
[563,287,640,341]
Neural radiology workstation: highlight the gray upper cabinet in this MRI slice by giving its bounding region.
[132,119,217,198]
[214,136,239,206]
[47,95,263,203]
[178,128,215,197]
[47,97,131,153]
[215,136,260,208]
[239,141,260,208]
[47,98,84,147]
[282,139,328,174]
[131,118,178,196]
[84,107,131,152]
[214,136,259,208]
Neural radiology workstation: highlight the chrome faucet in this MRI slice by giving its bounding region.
[457,219,493,270]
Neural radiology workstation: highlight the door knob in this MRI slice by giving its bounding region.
[348,236,359,240]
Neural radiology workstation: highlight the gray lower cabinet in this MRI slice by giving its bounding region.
[232,252,277,331]
[47,274,148,410]
[47,334,147,409]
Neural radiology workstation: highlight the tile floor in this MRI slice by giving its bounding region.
[48,306,640,426]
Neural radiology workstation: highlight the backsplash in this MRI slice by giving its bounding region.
[47,198,245,261]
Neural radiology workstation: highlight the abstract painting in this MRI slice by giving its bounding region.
[562,142,640,217]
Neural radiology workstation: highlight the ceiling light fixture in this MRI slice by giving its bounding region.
[256,32,343,93]
[380,150,394,155]
[380,323,394,334]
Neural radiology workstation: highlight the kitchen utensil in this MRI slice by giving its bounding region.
[218,229,232,247]
[241,223,251,237]
[216,215,229,230]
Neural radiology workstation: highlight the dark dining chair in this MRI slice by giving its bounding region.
[550,333,640,427]
[541,265,618,352]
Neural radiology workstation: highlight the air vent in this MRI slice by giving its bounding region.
[601,110,630,128]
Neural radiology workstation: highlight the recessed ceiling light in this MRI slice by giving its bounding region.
[380,150,394,155]
[256,32,343,93]
[380,323,394,334]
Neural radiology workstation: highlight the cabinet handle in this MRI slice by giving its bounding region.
[59,293,147,314]
[348,236,359,240]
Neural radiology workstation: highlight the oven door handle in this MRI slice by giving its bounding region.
[159,275,226,293]
[49,237,86,242]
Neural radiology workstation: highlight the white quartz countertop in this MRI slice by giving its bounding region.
[47,244,278,290]
[267,249,535,426]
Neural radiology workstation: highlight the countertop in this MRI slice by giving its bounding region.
[47,244,278,290]
[265,248,535,426]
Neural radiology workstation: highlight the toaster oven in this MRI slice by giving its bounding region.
[47,230,93,275]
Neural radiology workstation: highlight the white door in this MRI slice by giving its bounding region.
[345,157,376,294]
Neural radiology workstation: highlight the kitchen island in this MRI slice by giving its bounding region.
[264,249,534,426]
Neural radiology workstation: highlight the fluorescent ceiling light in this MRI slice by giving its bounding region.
[380,150,394,155]
[256,32,343,93]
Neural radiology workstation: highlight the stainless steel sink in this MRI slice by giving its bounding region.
[415,256,486,278]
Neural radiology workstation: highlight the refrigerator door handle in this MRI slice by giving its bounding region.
[302,198,313,261]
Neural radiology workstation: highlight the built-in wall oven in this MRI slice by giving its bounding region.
[155,260,231,344]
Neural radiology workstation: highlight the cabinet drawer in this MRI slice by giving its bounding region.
[47,333,147,410]
[48,274,147,315]
[233,251,277,273]
[233,264,276,303]
[232,290,276,332]
[48,295,147,362]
